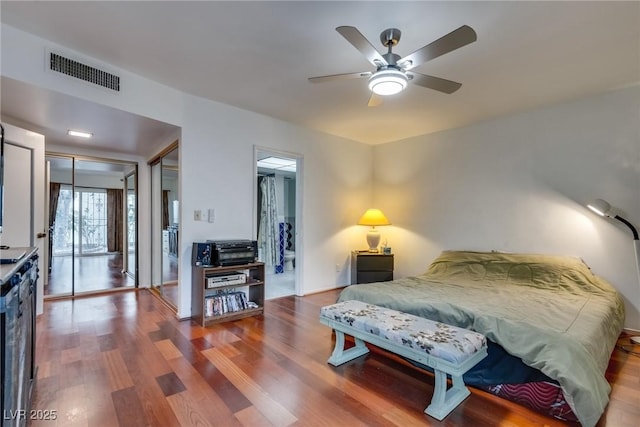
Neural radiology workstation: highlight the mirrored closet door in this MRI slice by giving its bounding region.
[149,141,179,309]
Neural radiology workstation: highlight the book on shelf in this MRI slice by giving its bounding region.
[204,290,253,317]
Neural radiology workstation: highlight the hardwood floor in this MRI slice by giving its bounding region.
[30,288,639,426]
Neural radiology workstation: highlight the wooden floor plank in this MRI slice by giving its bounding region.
[55,384,89,427]
[155,338,185,360]
[111,387,147,427]
[165,392,219,427]
[81,367,120,427]
[201,347,298,426]
[102,349,134,391]
[233,405,273,427]
[167,355,240,422]
[191,358,252,414]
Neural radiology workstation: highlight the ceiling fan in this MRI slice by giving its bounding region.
[309,25,477,106]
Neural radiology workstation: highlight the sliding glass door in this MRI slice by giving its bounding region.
[45,154,138,297]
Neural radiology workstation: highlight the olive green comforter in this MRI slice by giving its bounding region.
[338,251,625,427]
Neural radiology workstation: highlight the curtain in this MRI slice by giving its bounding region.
[107,188,123,252]
[257,176,264,234]
[162,190,169,230]
[258,176,279,269]
[48,182,61,271]
[49,183,61,228]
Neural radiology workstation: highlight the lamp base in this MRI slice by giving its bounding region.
[366,228,381,252]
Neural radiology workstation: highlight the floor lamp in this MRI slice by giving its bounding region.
[587,199,640,344]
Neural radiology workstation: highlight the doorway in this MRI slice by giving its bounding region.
[45,154,138,297]
[255,148,302,299]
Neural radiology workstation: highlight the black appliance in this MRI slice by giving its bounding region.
[1,253,38,427]
[192,240,257,267]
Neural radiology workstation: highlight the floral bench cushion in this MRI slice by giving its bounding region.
[320,300,486,365]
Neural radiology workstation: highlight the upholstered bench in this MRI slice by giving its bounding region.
[319,300,488,420]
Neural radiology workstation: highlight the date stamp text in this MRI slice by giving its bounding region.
[3,409,58,421]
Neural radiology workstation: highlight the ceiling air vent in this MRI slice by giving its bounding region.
[49,52,120,92]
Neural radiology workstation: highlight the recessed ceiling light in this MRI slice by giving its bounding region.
[68,130,92,138]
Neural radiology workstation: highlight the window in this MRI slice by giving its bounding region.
[52,186,108,256]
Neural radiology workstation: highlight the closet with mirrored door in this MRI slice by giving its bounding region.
[149,141,179,310]
[45,153,138,297]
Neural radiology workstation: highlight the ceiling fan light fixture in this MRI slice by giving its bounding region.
[368,69,408,96]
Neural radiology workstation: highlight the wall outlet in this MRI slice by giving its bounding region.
[208,208,215,223]
[194,210,202,221]
[336,263,340,272]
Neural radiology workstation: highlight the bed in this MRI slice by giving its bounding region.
[337,250,625,427]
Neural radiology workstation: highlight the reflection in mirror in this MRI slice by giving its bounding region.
[46,155,73,297]
[0,123,4,235]
[151,161,162,292]
[125,171,137,280]
[161,147,179,307]
[73,159,135,294]
[150,142,179,310]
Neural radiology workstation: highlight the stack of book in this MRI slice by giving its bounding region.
[205,290,251,317]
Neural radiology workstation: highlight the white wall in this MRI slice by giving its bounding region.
[179,94,372,316]
[2,24,373,319]
[373,86,640,329]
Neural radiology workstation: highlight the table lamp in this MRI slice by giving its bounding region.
[358,208,391,252]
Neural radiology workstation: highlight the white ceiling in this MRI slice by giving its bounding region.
[1,1,639,157]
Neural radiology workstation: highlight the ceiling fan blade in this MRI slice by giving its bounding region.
[308,71,372,83]
[368,93,383,107]
[398,25,477,71]
[336,26,388,67]
[408,72,462,94]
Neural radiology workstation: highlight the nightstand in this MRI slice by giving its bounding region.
[351,251,394,284]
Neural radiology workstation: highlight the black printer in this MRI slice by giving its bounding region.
[192,240,257,267]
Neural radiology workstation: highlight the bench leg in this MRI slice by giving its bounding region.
[424,371,471,420]
[327,330,370,366]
